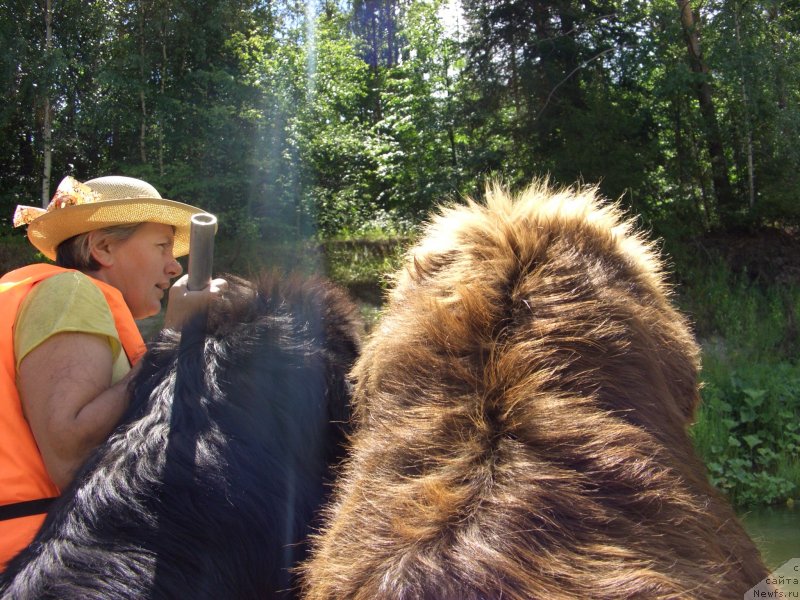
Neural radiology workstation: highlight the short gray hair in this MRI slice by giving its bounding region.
[56,224,142,271]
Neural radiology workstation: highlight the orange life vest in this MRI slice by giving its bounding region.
[0,263,146,569]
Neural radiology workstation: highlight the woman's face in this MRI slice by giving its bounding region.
[100,222,183,319]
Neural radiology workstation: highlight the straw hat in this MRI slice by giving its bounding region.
[13,176,211,260]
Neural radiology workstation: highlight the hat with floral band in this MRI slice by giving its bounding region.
[13,175,212,261]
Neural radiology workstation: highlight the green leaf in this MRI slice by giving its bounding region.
[742,388,766,407]
[742,434,762,449]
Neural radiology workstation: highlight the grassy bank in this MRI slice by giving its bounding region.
[674,258,800,508]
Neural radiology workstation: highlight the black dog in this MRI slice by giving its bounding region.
[0,272,362,599]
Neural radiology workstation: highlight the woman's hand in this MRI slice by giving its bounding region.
[162,274,228,331]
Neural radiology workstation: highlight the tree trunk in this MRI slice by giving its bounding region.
[384,0,394,66]
[764,3,787,110]
[509,34,519,113]
[676,0,735,219]
[138,0,148,164]
[159,10,167,176]
[686,94,712,226]
[41,0,52,207]
[733,3,755,210]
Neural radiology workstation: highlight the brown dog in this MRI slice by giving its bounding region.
[301,182,770,599]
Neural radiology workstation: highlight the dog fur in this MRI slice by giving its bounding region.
[300,182,770,599]
[0,272,362,599]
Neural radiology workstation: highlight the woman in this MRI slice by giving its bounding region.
[0,175,226,568]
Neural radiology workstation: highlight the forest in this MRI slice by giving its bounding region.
[1,0,799,510]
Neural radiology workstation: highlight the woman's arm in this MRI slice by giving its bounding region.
[17,331,138,489]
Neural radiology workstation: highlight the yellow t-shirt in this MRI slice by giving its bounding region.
[13,272,131,383]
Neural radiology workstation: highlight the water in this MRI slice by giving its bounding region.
[741,506,800,593]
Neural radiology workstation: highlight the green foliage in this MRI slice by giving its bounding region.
[5,0,800,234]
[702,0,800,226]
[676,255,800,508]
[674,256,798,363]
[692,360,800,507]
[323,237,407,284]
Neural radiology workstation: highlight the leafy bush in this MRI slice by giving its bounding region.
[692,360,800,507]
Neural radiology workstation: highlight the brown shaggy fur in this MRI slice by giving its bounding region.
[300,182,770,599]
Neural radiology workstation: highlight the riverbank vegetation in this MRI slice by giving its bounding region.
[677,255,800,508]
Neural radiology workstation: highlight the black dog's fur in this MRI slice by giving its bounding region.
[0,272,362,599]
